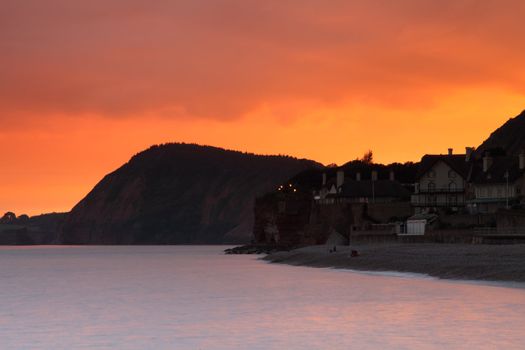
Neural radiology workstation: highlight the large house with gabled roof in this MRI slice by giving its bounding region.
[317,168,411,204]
[412,147,525,215]
[467,150,525,213]
[411,149,472,213]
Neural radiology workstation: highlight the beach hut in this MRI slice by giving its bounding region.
[404,214,438,235]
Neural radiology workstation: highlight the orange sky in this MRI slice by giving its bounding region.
[1,0,525,216]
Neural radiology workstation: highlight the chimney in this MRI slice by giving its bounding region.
[448,148,453,156]
[371,170,378,181]
[483,152,493,173]
[465,147,474,162]
[389,170,395,181]
[322,173,327,186]
[336,170,344,188]
[356,172,361,181]
[519,150,525,170]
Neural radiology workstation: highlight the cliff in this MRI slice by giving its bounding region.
[476,110,525,156]
[60,143,319,244]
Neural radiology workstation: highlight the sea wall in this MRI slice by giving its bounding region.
[439,213,496,228]
[399,229,474,244]
[367,202,412,223]
[497,210,525,233]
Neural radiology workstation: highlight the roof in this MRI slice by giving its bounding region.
[470,156,525,184]
[336,180,411,199]
[407,213,438,222]
[320,179,338,192]
[416,154,471,180]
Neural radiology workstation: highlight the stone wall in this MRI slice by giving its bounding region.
[367,202,413,223]
[399,229,474,243]
[439,213,496,228]
[496,209,525,233]
[254,192,414,247]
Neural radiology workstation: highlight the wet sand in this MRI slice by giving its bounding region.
[263,243,525,283]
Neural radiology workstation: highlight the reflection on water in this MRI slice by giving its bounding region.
[0,246,524,349]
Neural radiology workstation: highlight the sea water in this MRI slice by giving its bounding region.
[1,246,524,349]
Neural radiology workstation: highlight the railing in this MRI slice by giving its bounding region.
[418,188,464,193]
[473,227,497,235]
[411,196,465,207]
[474,227,525,235]
[411,202,466,207]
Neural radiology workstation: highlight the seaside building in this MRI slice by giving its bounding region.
[334,178,411,204]
[317,169,411,204]
[467,150,525,214]
[256,145,525,248]
[411,148,471,214]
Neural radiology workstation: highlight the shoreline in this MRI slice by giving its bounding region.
[263,243,525,284]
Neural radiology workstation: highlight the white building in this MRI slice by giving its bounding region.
[411,148,471,213]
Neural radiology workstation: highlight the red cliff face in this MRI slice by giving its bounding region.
[60,143,319,244]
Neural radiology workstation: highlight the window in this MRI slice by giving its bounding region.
[449,182,457,192]
[428,182,436,192]
[428,170,436,178]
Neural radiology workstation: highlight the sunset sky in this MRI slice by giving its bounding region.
[1,0,525,215]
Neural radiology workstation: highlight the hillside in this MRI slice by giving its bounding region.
[0,212,67,245]
[60,143,319,244]
[476,110,525,156]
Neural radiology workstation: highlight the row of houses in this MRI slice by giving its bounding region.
[316,169,411,205]
[257,147,525,246]
[315,147,525,216]
[412,147,525,214]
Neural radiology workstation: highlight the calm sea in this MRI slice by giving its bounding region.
[1,246,524,349]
